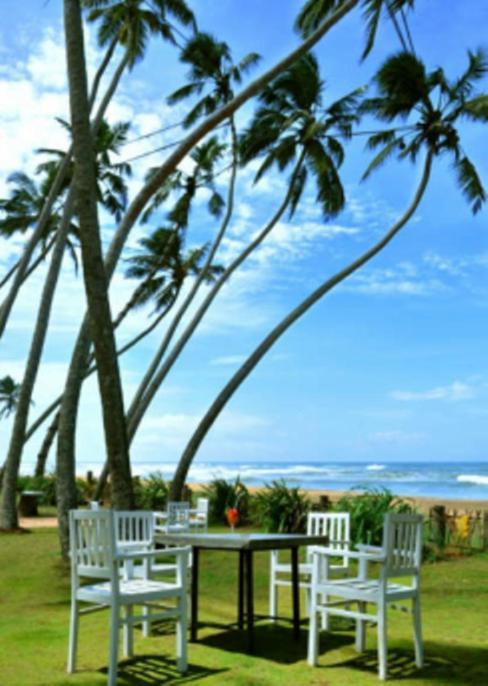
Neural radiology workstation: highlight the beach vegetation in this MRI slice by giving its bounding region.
[334,486,414,545]
[201,477,250,525]
[252,479,311,533]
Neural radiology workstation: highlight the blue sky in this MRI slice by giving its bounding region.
[0,0,487,475]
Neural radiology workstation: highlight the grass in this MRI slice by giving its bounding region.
[0,525,487,685]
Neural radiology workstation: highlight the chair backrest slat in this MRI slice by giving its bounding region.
[382,513,423,578]
[167,501,190,530]
[307,512,350,550]
[70,510,116,580]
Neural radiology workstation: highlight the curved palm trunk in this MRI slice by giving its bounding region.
[60,0,132,551]
[169,150,434,499]
[34,414,59,478]
[0,189,76,529]
[0,234,56,290]
[127,152,307,440]
[0,37,119,339]
[127,117,239,422]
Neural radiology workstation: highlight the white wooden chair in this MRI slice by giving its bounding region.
[189,497,209,531]
[307,512,424,680]
[166,501,191,532]
[68,509,189,686]
[269,512,350,621]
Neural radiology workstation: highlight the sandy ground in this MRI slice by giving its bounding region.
[19,488,487,530]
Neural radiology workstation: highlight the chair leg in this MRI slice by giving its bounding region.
[123,605,134,658]
[108,603,119,686]
[142,603,151,638]
[355,601,366,652]
[269,560,278,622]
[320,592,329,630]
[412,594,424,668]
[67,598,79,673]
[176,592,188,672]
[307,598,319,666]
[377,601,388,681]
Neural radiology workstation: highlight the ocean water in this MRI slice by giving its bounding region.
[126,461,488,502]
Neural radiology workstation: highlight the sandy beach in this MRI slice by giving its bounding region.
[190,483,488,514]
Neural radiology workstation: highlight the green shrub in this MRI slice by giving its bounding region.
[335,486,414,545]
[201,477,250,524]
[252,480,310,533]
[134,472,169,510]
[16,473,87,506]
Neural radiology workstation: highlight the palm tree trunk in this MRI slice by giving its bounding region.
[127,116,239,423]
[34,414,59,478]
[63,0,133,524]
[127,152,307,440]
[0,189,76,529]
[169,150,434,499]
[0,38,119,339]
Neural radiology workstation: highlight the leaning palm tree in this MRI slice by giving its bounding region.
[127,53,360,439]
[169,48,487,499]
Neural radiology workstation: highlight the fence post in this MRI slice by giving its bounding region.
[430,505,447,548]
[483,512,488,550]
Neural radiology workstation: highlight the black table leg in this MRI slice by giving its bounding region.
[245,550,254,652]
[291,546,300,640]
[190,547,199,642]
[238,549,245,629]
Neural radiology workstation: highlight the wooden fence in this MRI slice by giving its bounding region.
[428,505,488,551]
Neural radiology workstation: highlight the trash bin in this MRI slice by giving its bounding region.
[18,490,44,517]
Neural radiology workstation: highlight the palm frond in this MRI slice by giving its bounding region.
[362,136,405,179]
[453,155,486,214]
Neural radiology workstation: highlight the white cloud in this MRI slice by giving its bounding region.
[210,354,247,366]
[391,381,476,402]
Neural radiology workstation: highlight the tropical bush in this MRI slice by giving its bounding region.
[133,472,169,510]
[335,486,414,545]
[252,480,310,533]
[16,473,89,506]
[201,477,250,525]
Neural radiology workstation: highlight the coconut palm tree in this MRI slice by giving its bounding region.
[127,52,360,440]
[83,0,196,66]
[169,48,487,499]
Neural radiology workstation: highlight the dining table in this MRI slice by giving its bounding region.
[154,531,327,653]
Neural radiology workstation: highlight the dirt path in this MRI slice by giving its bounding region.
[20,516,58,529]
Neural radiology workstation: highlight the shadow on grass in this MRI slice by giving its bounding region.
[317,642,488,683]
[108,655,225,685]
[196,620,353,664]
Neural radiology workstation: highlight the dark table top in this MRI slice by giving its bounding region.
[154,532,327,551]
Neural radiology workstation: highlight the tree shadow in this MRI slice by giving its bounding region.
[104,655,226,685]
[315,642,488,683]
[196,620,353,664]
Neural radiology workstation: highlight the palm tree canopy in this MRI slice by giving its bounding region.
[296,0,415,58]
[142,135,226,227]
[83,0,196,66]
[37,118,132,221]
[239,52,362,217]
[0,375,21,420]
[125,227,223,312]
[361,49,487,213]
[167,31,260,127]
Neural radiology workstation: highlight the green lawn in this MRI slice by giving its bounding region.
[0,526,487,686]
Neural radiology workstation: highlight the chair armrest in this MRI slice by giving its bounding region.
[309,546,385,563]
[116,546,190,562]
[357,543,383,554]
